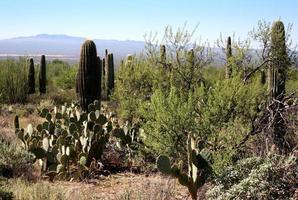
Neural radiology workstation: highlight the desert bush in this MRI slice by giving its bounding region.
[0,177,13,200]
[0,141,33,178]
[141,86,200,160]
[46,59,77,91]
[55,66,77,90]
[206,155,298,200]
[141,73,266,168]
[113,57,159,123]
[0,59,28,104]
[5,178,66,200]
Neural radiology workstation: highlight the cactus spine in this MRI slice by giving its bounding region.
[156,132,212,200]
[76,40,101,111]
[226,36,232,79]
[28,58,35,94]
[39,55,46,94]
[268,20,289,153]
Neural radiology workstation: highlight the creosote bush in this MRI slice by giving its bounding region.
[206,155,298,200]
[0,59,28,103]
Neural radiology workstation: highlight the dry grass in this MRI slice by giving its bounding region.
[5,174,189,200]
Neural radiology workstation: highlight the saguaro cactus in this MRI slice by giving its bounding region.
[39,55,46,94]
[14,115,19,129]
[269,21,288,100]
[157,133,213,200]
[98,56,102,100]
[28,58,35,94]
[226,36,232,79]
[160,44,166,65]
[76,40,101,111]
[268,20,289,153]
[106,53,115,98]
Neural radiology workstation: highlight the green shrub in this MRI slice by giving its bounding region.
[5,179,66,200]
[141,86,200,160]
[113,58,159,123]
[206,155,298,200]
[55,66,77,90]
[0,59,28,103]
[0,141,33,178]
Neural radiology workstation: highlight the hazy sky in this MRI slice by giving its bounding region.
[0,0,297,45]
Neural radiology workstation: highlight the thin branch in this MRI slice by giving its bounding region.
[243,59,271,82]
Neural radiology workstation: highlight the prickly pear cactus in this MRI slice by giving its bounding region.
[156,133,213,200]
[14,100,116,180]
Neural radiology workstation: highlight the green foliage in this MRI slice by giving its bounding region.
[287,68,298,94]
[113,57,159,122]
[0,58,28,103]
[0,178,13,200]
[55,66,77,90]
[0,141,33,178]
[206,155,298,200]
[141,86,199,159]
[47,59,76,91]
[199,75,266,171]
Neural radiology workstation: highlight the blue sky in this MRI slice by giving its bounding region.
[0,0,297,44]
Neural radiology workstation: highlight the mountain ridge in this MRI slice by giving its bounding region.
[0,34,146,63]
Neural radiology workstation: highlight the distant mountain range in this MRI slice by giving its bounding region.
[0,34,146,64]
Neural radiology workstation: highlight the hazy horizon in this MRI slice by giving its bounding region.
[0,0,297,46]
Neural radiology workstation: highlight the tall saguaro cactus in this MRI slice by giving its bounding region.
[160,44,166,66]
[28,58,35,94]
[226,36,232,79]
[268,21,288,100]
[39,55,46,94]
[76,40,101,111]
[268,20,289,153]
[106,53,115,98]
[98,56,102,99]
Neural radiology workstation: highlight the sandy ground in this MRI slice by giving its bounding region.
[57,173,189,200]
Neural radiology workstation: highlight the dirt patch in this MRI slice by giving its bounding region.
[55,173,190,200]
